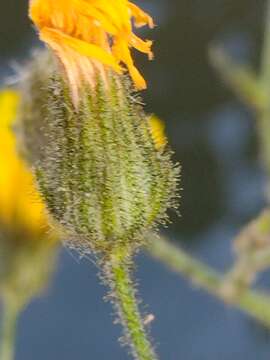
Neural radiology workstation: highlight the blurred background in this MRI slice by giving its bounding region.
[1,0,270,359]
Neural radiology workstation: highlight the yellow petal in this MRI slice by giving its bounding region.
[113,37,146,89]
[129,2,154,28]
[0,90,51,235]
[130,34,153,59]
[29,0,154,93]
[41,27,122,73]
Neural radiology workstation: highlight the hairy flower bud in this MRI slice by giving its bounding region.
[19,51,179,254]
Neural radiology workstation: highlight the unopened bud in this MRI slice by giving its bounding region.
[19,51,180,254]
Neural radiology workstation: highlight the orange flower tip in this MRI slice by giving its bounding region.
[133,18,155,29]
[29,0,155,97]
[129,2,155,29]
[138,83,147,91]
[148,50,154,61]
[132,70,147,90]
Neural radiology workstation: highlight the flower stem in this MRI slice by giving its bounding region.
[0,297,22,360]
[148,234,270,328]
[144,0,270,334]
[258,0,270,193]
[105,251,158,360]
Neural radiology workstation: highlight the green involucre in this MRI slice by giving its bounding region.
[19,52,180,254]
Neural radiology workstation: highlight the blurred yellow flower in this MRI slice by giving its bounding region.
[29,0,154,105]
[149,115,167,150]
[0,90,53,240]
[0,89,59,305]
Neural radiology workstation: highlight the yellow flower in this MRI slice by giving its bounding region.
[0,90,52,240]
[148,115,167,150]
[0,89,59,304]
[29,0,154,105]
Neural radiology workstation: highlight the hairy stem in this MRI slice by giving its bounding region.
[105,251,157,360]
[148,234,270,328]
[0,297,22,360]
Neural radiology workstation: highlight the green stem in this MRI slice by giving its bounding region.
[221,209,270,292]
[223,247,270,294]
[250,247,270,270]
[261,0,270,87]
[148,235,270,328]
[0,297,21,360]
[106,251,157,360]
[155,0,270,331]
[259,0,270,186]
[209,46,266,111]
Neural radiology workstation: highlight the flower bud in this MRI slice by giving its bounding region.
[19,51,180,254]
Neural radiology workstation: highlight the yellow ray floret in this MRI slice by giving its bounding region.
[0,90,52,238]
[29,0,154,102]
